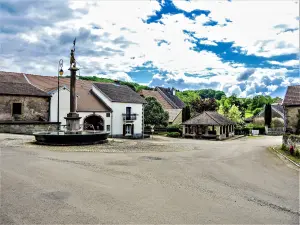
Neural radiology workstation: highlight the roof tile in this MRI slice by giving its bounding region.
[283,85,300,106]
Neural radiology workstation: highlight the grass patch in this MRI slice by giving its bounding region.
[272,145,300,164]
[245,110,254,118]
[156,132,168,136]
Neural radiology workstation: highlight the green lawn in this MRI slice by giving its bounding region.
[245,110,254,118]
[272,146,300,164]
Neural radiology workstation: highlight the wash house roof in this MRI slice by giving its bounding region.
[182,111,235,126]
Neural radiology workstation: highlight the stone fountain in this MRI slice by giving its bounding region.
[34,40,109,145]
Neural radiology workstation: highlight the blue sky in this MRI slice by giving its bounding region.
[0,0,299,97]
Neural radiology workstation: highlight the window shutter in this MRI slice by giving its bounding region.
[123,124,126,136]
[131,124,134,135]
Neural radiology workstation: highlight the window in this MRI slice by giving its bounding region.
[12,103,22,115]
[106,113,110,117]
[126,107,131,115]
[106,125,110,132]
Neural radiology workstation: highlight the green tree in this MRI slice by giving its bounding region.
[182,105,191,122]
[253,107,263,116]
[264,103,272,127]
[144,97,169,127]
[228,105,243,123]
[190,98,218,114]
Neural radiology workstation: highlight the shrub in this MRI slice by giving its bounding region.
[167,124,182,135]
[295,150,300,157]
[281,144,288,151]
[271,117,284,128]
[166,132,181,138]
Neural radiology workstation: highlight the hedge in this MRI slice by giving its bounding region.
[166,132,181,138]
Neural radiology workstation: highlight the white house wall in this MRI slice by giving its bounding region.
[50,89,70,125]
[111,103,143,136]
[79,112,112,134]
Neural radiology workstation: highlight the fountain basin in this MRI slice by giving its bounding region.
[33,131,109,146]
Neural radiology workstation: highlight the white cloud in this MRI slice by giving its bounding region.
[96,72,133,82]
[1,0,298,98]
[268,60,299,67]
[173,1,299,57]
[199,39,217,46]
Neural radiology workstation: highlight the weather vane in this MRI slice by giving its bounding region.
[70,38,76,68]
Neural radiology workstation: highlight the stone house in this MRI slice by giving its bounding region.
[0,72,50,121]
[282,85,300,133]
[140,87,185,125]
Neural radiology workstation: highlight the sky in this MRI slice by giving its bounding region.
[0,0,299,98]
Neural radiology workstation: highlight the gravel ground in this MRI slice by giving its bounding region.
[0,133,299,224]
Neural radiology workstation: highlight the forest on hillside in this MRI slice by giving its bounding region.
[78,76,281,120]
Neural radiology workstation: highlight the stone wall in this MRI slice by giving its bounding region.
[282,134,300,150]
[0,95,50,121]
[0,121,60,135]
[284,106,300,133]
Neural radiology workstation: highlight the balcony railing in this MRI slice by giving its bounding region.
[122,114,137,121]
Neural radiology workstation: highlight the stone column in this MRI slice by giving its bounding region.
[216,126,220,135]
[182,125,186,136]
[65,66,82,134]
[69,67,78,113]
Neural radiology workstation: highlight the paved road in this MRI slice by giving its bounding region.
[0,135,299,224]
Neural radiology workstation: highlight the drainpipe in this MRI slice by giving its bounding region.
[111,110,113,139]
[142,104,144,139]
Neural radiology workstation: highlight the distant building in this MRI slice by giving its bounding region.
[0,71,146,138]
[140,87,185,125]
[182,111,235,140]
[282,85,300,133]
[244,103,284,125]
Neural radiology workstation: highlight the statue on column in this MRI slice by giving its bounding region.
[70,38,76,68]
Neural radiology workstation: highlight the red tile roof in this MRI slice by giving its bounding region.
[0,71,111,112]
[26,74,111,112]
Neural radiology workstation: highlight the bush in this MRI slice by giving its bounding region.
[271,117,284,128]
[166,132,181,138]
[167,124,182,135]
[281,144,288,151]
[295,150,300,158]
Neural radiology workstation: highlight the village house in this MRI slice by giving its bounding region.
[182,111,235,140]
[0,72,59,134]
[282,85,300,134]
[140,87,185,124]
[0,71,146,138]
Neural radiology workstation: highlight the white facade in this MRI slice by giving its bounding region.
[49,88,71,126]
[79,112,112,134]
[48,85,144,137]
[92,85,144,137]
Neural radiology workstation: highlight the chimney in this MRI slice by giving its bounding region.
[172,87,176,95]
